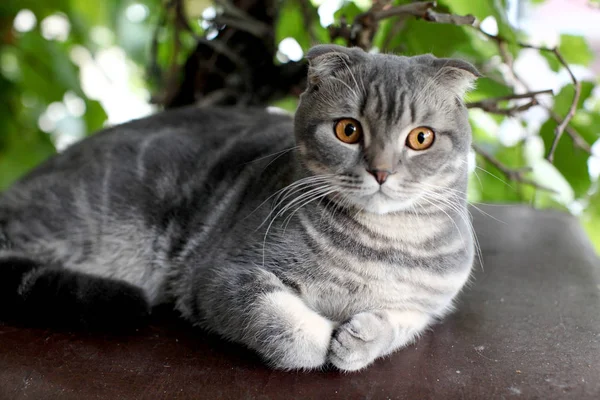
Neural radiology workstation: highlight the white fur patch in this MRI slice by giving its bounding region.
[382,309,432,355]
[259,291,335,369]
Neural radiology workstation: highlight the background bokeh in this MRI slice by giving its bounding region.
[1,0,599,250]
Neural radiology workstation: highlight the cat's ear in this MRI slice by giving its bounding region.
[432,58,481,98]
[305,45,367,86]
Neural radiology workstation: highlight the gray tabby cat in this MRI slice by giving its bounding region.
[0,45,478,371]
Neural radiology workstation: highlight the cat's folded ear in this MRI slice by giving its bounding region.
[305,45,367,85]
[432,58,481,98]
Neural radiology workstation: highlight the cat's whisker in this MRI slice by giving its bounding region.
[242,146,299,166]
[417,182,505,225]
[278,185,334,217]
[252,176,335,226]
[473,165,514,190]
[458,158,507,192]
[471,169,485,191]
[262,184,334,266]
[272,175,337,204]
[419,190,484,270]
[282,189,339,231]
[419,182,467,196]
[418,193,464,234]
[261,146,301,172]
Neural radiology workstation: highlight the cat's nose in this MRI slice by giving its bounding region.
[367,169,391,185]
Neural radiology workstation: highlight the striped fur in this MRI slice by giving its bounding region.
[0,45,477,371]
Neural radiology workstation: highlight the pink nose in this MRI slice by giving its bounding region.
[367,169,390,185]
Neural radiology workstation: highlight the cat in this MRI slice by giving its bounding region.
[0,44,478,371]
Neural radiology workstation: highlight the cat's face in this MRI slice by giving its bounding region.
[294,45,479,215]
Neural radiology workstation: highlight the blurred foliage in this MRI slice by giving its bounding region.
[0,0,599,251]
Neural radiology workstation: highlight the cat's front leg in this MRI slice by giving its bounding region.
[246,290,336,370]
[195,267,336,370]
[328,310,431,371]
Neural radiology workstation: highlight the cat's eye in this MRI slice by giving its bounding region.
[334,118,362,144]
[406,127,435,151]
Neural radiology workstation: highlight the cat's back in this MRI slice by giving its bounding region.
[13,106,293,184]
[1,107,294,205]
[0,106,295,248]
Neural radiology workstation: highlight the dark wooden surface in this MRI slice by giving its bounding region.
[1,205,599,400]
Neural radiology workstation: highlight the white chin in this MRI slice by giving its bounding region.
[354,192,411,215]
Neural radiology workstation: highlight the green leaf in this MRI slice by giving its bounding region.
[17,32,84,98]
[581,190,600,254]
[539,119,591,198]
[558,34,594,66]
[472,143,528,203]
[333,2,364,23]
[0,126,55,190]
[570,110,600,146]
[541,51,560,72]
[83,99,108,134]
[440,0,515,43]
[270,96,298,113]
[467,77,513,103]
[390,19,472,58]
[276,0,311,51]
[553,81,595,116]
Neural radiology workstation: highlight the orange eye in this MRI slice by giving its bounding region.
[334,118,362,144]
[406,127,435,150]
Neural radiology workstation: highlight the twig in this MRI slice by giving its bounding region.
[468,100,538,116]
[472,144,556,193]
[147,9,167,86]
[542,49,582,162]
[514,45,584,161]
[474,89,554,103]
[473,30,583,161]
[210,15,270,38]
[548,109,592,153]
[547,82,582,163]
[423,9,475,25]
[299,0,319,45]
[372,1,436,20]
[211,0,271,38]
[466,89,553,115]
[329,0,475,49]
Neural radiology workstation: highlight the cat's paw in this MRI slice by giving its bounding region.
[328,312,392,372]
[252,291,335,371]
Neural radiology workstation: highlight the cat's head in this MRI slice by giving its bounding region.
[294,44,479,215]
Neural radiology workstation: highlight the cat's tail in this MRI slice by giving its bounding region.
[0,255,150,330]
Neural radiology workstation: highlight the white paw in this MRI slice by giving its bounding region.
[328,312,392,371]
[256,291,335,370]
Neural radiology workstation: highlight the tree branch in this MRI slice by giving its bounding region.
[329,0,475,49]
[211,0,272,37]
[466,89,553,115]
[472,31,584,162]
[423,9,476,25]
[372,1,436,20]
[299,0,319,46]
[537,48,582,162]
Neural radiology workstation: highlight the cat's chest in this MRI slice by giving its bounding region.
[295,251,468,322]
